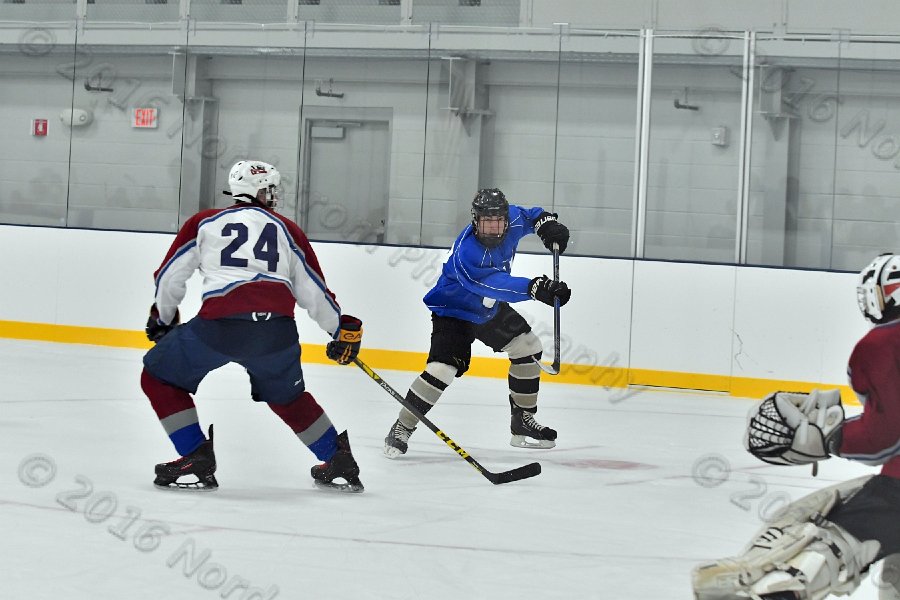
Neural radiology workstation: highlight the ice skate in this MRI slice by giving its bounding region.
[509,398,557,449]
[383,418,416,459]
[154,425,218,491]
[311,430,364,493]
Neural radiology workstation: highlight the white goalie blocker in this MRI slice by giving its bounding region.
[692,390,891,600]
[692,474,879,600]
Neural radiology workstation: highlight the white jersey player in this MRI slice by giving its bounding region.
[141,160,365,493]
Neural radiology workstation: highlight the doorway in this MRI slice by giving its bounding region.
[300,113,391,243]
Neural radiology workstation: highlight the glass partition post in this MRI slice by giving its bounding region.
[736,31,754,264]
[633,29,652,259]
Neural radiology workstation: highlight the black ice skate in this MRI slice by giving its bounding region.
[311,430,364,493]
[510,398,557,449]
[154,425,218,491]
[383,418,416,459]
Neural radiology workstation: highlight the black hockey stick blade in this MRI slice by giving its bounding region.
[533,244,561,375]
[486,461,542,485]
[352,357,542,485]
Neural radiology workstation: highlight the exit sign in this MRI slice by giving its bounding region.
[132,108,158,129]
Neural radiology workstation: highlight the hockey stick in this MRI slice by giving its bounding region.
[351,357,541,485]
[533,243,561,375]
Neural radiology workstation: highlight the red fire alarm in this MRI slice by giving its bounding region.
[32,119,48,137]
[132,108,158,129]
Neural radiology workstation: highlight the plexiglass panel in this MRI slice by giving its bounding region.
[85,0,181,23]
[300,31,431,245]
[557,30,640,257]
[65,44,187,231]
[745,39,841,269]
[0,0,75,21]
[644,34,744,262]
[0,27,75,226]
[296,0,402,24]
[9,15,900,273]
[422,29,559,249]
[190,0,290,23]
[174,43,303,230]
[412,0,519,26]
[831,43,900,272]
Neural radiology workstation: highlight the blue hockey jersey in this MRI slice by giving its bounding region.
[424,205,547,324]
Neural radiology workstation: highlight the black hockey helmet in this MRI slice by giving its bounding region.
[471,188,509,248]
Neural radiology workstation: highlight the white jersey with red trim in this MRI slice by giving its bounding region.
[153,203,341,337]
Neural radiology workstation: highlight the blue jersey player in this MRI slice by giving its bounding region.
[383,188,572,458]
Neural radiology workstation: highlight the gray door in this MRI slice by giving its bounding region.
[302,119,390,243]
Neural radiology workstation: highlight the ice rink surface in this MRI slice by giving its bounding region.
[0,339,884,599]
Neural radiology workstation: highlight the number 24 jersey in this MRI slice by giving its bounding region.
[152,203,341,336]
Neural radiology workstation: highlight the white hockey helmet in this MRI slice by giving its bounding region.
[227,160,281,208]
[857,252,900,324]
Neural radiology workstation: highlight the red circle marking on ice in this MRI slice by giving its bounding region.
[559,459,655,470]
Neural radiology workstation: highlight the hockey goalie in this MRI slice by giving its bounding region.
[692,253,900,600]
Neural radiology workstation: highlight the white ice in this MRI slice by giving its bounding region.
[0,339,884,599]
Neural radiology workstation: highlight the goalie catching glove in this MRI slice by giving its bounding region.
[326,315,363,365]
[744,389,844,466]
[145,304,180,342]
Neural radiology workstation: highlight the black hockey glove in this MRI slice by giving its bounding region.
[145,304,180,342]
[529,276,571,307]
[326,315,363,365]
[534,212,569,255]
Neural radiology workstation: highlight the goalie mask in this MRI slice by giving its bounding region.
[471,188,509,249]
[857,253,900,324]
[226,161,281,209]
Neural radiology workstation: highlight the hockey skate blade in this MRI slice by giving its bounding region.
[313,479,365,494]
[383,444,405,459]
[510,435,556,449]
[153,477,219,492]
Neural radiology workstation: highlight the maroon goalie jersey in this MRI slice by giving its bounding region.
[842,319,900,479]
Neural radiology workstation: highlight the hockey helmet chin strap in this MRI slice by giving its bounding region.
[222,189,276,209]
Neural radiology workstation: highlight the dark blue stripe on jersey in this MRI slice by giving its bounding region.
[202,272,289,300]
[844,437,900,463]
[154,239,197,292]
